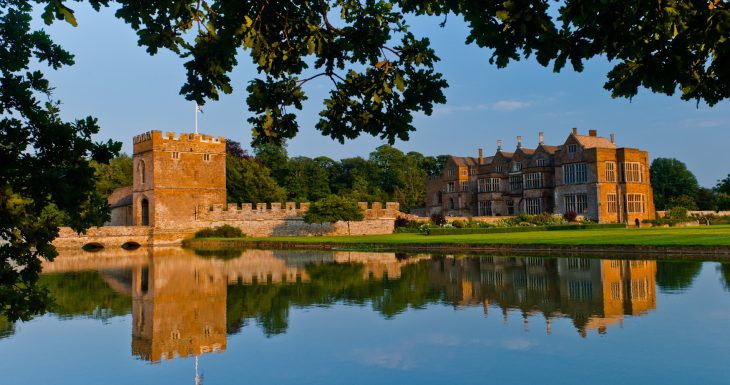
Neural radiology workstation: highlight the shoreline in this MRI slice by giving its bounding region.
[183,238,730,260]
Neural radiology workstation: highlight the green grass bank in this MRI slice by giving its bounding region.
[184,225,730,256]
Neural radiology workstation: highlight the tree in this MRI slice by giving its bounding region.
[92,154,133,198]
[650,158,699,210]
[716,174,730,195]
[696,187,718,211]
[1,2,120,321]
[303,195,364,235]
[57,0,728,147]
[253,142,289,184]
[226,153,286,204]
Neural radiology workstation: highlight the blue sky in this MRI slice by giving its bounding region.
[39,4,730,187]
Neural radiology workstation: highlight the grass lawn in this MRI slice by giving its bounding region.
[196,225,730,247]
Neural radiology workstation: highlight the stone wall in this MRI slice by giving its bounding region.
[193,201,400,237]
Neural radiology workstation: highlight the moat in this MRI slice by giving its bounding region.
[2,248,730,384]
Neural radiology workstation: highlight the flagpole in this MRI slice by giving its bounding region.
[195,102,198,134]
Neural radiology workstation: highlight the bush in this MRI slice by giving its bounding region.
[451,219,467,228]
[394,216,410,228]
[563,211,578,222]
[667,206,688,220]
[195,224,245,239]
[430,213,447,226]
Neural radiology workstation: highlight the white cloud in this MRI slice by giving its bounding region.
[491,99,532,111]
[431,99,532,115]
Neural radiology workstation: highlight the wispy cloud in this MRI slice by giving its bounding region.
[491,99,532,111]
[432,99,532,115]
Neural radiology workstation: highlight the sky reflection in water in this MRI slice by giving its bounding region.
[1,247,730,385]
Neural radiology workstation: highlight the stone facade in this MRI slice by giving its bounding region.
[426,129,656,223]
[132,130,227,228]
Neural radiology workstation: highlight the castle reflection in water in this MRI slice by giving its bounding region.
[40,247,658,363]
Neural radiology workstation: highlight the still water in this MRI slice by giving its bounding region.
[1,247,730,384]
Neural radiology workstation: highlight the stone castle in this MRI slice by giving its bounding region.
[55,130,401,248]
[426,128,656,224]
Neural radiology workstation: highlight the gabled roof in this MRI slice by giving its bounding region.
[108,186,133,208]
[450,156,480,167]
[538,145,559,154]
[516,147,536,155]
[573,134,616,149]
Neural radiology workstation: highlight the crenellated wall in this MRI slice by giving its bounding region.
[196,202,401,221]
[195,202,401,237]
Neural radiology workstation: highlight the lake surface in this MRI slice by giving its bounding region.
[2,247,730,384]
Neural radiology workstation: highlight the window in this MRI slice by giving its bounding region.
[564,194,588,213]
[495,165,503,173]
[461,181,469,192]
[461,168,468,176]
[172,151,180,159]
[509,175,522,190]
[512,162,522,172]
[487,178,500,192]
[448,168,454,176]
[138,160,146,184]
[478,201,493,216]
[478,178,487,192]
[607,193,618,213]
[622,162,643,183]
[537,158,547,167]
[507,200,514,215]
[568,144,577,153]
[563,163,587,184]
[626,194,645,213]
[605,162,616,182]
[469,167,477,176]
[446,182,455,192]
[524,173,544,189]
[204,153,211,161]
[525,198,542,215]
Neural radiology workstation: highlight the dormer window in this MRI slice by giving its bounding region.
[568,144,577,153]
[512,162,522,172]
[537,158,546,167]
[448,168,454,176]
[495,165,503,173]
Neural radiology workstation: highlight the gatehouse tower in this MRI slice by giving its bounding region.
[132,131,226,227]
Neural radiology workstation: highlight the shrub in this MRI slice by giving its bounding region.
[667,206,688,220]
[394,216,410,228]
[563,211,578,222]
[195,224,245,238]
[430,213,447,226]
[451,219,467,228]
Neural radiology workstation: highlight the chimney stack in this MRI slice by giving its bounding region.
[589,129,597,137]
[517,136,522,148]
[572,127,578,135]
[539,131,544,145]
[497,140,503,151]
[478,148,484,164]
[610,133,615,143]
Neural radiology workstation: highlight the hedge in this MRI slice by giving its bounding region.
[426,223,626,236]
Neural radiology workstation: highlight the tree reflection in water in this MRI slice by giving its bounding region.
[5,248,722,356]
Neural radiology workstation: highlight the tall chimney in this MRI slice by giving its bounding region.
[516,136,522,148]
[572,127,578,135]
[497,139,503,151]
[610,133,615,143]
[538,131,544,145]
[589,129,597,137]
[478,148,484,164]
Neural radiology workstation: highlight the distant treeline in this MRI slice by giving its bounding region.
[225,140,448,212]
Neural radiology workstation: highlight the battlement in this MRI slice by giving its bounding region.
[133,130,226,146]
[196,202,401,222]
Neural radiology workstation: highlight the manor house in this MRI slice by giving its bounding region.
[425,128,655,224]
